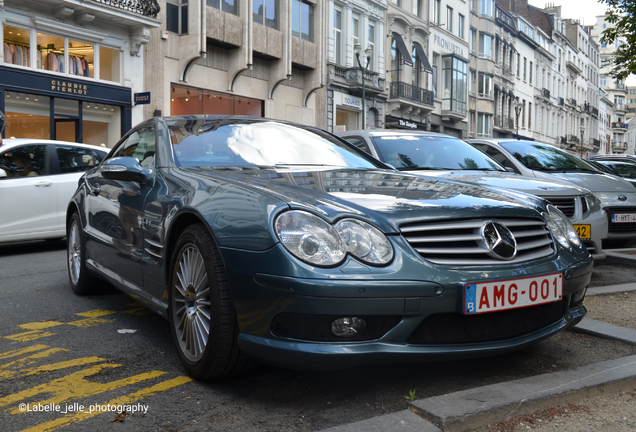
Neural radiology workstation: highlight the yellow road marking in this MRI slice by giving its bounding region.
[4,331,56,342]
[3,364,167,414]
[18,322,64,331]
[122,302,152,315]
[20,376,193,432]
[66,318,113,328]
[74,310,117,318]
[0,353,105,381]
[0,345,50,361]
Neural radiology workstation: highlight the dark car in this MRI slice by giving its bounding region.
[66,116,592,380]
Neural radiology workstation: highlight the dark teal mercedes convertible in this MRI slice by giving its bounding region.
[66,116,592,380]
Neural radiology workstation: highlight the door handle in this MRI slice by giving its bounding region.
[35,181,52,188]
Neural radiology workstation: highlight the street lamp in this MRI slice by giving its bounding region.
[354,43,373,129]
[513,97,522,140]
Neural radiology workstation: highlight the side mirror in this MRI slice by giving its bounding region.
[0,168,6,178]
[101,157,152,185]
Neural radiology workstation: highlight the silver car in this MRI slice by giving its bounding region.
[467,138,636,243]
[337,130,607,259]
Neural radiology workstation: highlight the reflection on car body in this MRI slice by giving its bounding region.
[66,116,593,380]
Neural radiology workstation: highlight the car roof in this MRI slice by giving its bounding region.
[1,138,108,152]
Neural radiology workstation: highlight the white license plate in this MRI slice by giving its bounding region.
[464,273,563,315]
[611,213,636,223]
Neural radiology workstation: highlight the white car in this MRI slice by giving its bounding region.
[0,139,108,243]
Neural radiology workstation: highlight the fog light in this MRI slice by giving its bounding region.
[331,317,366,338]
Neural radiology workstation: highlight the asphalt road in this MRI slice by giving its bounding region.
[1,240,635,432]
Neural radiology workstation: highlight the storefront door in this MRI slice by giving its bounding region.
[54,118,79,142]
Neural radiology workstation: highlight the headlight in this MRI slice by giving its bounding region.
[275,211,346,266]
[584,193,602,214]
[544,204,581,250]
[275,211,394,266]
[335,219,394,265]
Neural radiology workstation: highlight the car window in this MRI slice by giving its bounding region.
[498,141,596,172]
[612,163,636,179]
[167,119,380,169]
[112,127,156,168]
[370,135,504,171]
[0,145,48,178]
[343,137,371,154]
[55,145,105,173]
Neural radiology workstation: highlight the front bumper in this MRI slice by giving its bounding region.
[223,244,593,370]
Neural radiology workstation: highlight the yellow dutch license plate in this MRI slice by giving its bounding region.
[574,224,591,240]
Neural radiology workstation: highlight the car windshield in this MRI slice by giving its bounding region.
[371,134,505,171]
[168,119,379,169]
[498,140,597,172]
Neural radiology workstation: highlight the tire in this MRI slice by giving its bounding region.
[169,224,256,380]
[67,212,97,295]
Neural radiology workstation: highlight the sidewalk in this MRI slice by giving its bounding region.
[319,278,636,432]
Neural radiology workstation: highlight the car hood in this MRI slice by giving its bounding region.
[534,171,636,193]
[406,170,587,197]
[184,167,545,233]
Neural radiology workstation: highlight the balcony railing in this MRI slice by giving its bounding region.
[502,65,514,78]
[542,88,551,99]
[590,138,601,148]
[389,82,434,107]
[612,121,627,129]
[567,134,580,145]
[93,0,160,18]
[559,97,565,107]
[560,136,567,145]
[568,98,577,107]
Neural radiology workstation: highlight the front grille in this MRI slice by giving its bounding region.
[581,196,589,215]
[544,197,576,217]
[407,302,564,345]
[606,207,636,234]
[400,218,554,265]
[271,314,400,342]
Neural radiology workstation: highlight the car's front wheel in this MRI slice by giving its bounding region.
[67,212,96,295]
[169,224,255,380]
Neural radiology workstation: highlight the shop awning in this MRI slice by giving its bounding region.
[392,33,414,67]
[413,42,433,73]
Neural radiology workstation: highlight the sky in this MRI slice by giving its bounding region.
[527,0,609,26]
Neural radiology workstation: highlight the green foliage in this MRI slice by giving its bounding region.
[600,0,636,80]
[404,389,416,402]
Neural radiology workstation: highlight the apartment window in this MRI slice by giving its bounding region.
[469,111,476,133]
[601,76,607,86]
[446,7,453,32]
[478,72,492,98]
[207,0,237,15]
[391,36,401,83]
[253,0,278,29]
[479,33,492,59]
[521,99,526,127]
[469,69,476,95]
[412,0,421,17]
[470,0,478,12]
[434,0,441,25]
[167,0,188,34]
[528,102,532,130]
[480,0,494,18]
[516,53,520,77]
[432,53,439,97]
[478,113,492,137]
[529,61,533,84]
[351,16,360,48]
[458,14,465,39]
[470,29,477,55]
[292,0,314,42]
[442,55,467,115]
[367,24,375,71]
[523,57,527,81]
[333,9,342,64]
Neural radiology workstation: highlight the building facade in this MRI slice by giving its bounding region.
[0,0,160,146]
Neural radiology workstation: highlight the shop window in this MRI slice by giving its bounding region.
[170,85,263,117]
[167,0,189,34]
[100,46,120,83]
[37,32,65,72]
[442,55,467,115]
[253,0,278,29]
[207,0,238,15]
[66,40,93,77]
[3,25,31,67]
[83,103,121,147]
[292,0,314,42]
[4,91,51,139]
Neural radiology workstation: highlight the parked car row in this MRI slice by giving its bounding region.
[4,117,632,381]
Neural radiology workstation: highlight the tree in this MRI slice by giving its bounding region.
[600,0,636,80]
